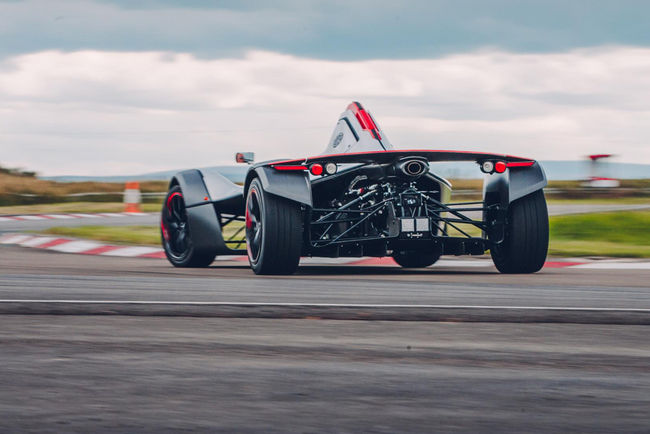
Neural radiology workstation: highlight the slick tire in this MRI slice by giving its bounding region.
[245,178,303,275]
[392,250,441,268]
[490,189,548,274]
[161,185,217,268]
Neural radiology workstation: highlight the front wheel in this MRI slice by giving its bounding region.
[491,190,548,274]
[161,185,217,267]
[245,178,303,275]
[392,250,441,268]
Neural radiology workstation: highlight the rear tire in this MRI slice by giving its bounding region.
[392,250,441,268]
[491,190,548,274]
[245,178,303,275]
[161,185,217,267]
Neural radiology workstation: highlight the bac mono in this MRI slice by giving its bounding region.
[161,102,549,275]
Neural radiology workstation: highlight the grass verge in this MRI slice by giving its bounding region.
[548,240,650,258]
[549,210,650,258]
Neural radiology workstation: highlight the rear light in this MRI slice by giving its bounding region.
[480,160,534,174]
[273,165,308,171]
[310,164,323,176]
[506,161,535,168]
[324,162,337,175]
[481,161,494,173]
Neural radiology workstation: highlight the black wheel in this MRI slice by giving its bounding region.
[245,178,302,275]
[161,185,217,267]
[392,250,441,268]
[491,189,548,274]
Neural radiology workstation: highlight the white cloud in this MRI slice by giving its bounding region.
[1,46,650,175]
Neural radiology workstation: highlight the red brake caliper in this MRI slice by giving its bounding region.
[162,192,182,241]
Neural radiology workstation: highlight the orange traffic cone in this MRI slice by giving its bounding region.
[123,181,142,213]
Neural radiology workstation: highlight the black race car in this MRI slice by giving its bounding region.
[161,102,548,274]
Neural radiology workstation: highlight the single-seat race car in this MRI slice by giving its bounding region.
[161,102,548,274]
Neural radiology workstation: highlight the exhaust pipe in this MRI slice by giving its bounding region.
[396,159,429,178]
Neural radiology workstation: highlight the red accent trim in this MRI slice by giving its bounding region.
[266,149,536,167]
[494,161,507,173]
[310,164,323,176]
[245,209,252,229]
[272,165,308,171]
[543,261,586,268]
[161,219,169,241]
[245,188,256,230]
[37,238,72,249]
[347,101,382,140]
[81,245,122,255]
[589,154,613,161]
[268,158,306,165]
[166,192,182,212]
[506,161,535,168]
[349,257,399,266]
[590,176,617,181]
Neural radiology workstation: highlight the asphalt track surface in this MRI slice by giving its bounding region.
[2,245,650,310]
[1,316,648,433]
[2,244,650,431]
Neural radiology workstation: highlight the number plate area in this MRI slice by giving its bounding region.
[399,217,432,239]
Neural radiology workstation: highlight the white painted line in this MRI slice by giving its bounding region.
[0,299,648,312]
[20,236,57,247]
[436,259,492,268]
[0,216,17,222]
[215,255,247,261]
[48,240,104,253]
[572,262,650,270]
[16,215,46,220]
[0,234,34,244]
[98,213,127,218]
[69,213,101,218]
[123,212,149,216]
[100,246,162,257]
[299,257,360,264]
[42,214,76,219]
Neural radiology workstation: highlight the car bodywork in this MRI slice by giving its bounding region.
[164,102,547,271]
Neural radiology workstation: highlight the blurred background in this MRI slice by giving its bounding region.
[1,0,649,257]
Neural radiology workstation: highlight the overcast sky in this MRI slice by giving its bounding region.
[1,0,650,175]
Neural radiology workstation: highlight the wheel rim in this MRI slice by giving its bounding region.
[245,188,262,262]
[163,191,190,258]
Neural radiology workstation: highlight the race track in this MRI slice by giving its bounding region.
[1,202,649,233]
[1,243,649,432]
[2,245,650,309]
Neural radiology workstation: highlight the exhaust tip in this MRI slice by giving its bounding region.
[397,159,429,178]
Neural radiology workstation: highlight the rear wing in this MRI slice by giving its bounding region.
[262,149,546,206]
[268,149,536,167]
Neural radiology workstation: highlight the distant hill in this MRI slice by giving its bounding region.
[41,160,649,182]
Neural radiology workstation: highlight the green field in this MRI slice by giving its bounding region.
[35,210,650,258]
[548,210,650,257]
